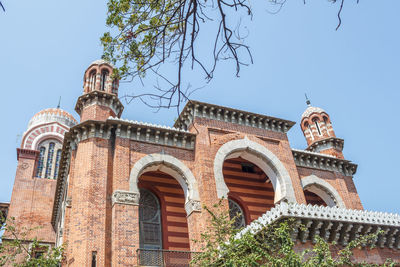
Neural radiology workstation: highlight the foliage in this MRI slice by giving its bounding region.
[101,0,357,111]
[0,216,63,267]
[192,201,395,267]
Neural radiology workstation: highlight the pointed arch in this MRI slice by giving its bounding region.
[213,137,296,203]
[129,153,200,215]
[301,175,345,208]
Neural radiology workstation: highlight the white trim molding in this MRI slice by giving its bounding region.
[301,175,346,208]
[238,202,400,249]
[213,137,296,203]
[129,153,201,214]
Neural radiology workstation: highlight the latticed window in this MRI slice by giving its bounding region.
[228,199,246,229]
[35,147,46,178]
[45,142,55,178]
[139,189,162,250]
[53,149,62,179]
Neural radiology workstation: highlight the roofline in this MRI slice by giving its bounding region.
[174,100,296,133]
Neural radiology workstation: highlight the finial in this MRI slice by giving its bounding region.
[57,96,61,109]
[305,94,311,106]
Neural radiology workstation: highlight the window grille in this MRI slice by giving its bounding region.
[139,189,162,250]
[137,249,198,267]
[54,149,62,179]
[45,142,55,178]
[35,147,46,178]
[228,199,246,229]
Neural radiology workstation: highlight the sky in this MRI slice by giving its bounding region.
[0,0,399,214]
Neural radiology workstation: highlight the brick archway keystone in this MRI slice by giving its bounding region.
[213,137,296,203]
[129,153,201,215]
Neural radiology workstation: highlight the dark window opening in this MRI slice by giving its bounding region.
[315,121,322,135]
[32,245,48,259]
[34,251,44,259]
[91,251,97,267]
[241,163,255,173]
[89,70,96,91]
[100,70,109,91]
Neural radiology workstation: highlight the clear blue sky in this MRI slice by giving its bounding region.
[0,0,399,214]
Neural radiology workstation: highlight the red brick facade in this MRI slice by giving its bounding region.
[5,60,399,266]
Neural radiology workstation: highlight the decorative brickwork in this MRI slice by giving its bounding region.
[5,60,400,266]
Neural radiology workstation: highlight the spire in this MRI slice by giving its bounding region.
[57,96,61,109]
[305,93,311,107]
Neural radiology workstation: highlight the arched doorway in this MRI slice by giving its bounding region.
[223,157,275,225]
[213,138,296,203]
[138,171,190,251]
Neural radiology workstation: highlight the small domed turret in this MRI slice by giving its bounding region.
[75,59,124,122]
[300,99,344,159]
[83,59,119,95]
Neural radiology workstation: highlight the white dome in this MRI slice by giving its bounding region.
[89,59,114,68]
[302,106,326,119]
[28,108,77,130]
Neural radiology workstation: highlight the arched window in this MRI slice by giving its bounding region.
[100,70,109,91]
[139,189,162,250]
[228,198,246,229]
[45,142,55,178]
[35,147,46,178]
[53,149,62,179]
[112,79,118,94]
[313,118,322,136]
[89,70,97,91]
[304,190,328,207]
[323,116,330,136]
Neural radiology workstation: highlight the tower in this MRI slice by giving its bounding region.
[4,108,76,248]
[75,59,124,122]
[300,99,344,159]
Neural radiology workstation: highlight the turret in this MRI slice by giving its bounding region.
[75,59,124,122]
[300,99,344,159]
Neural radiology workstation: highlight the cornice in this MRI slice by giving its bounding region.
[51,118,197,227]
[306,137,344,153]
[292,149,357,176]
[17,148,39,161]
[238,202,400,249]
[174,100,296,133]
[75,90,124,117]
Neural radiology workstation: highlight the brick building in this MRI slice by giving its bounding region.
[4,60,400,266]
